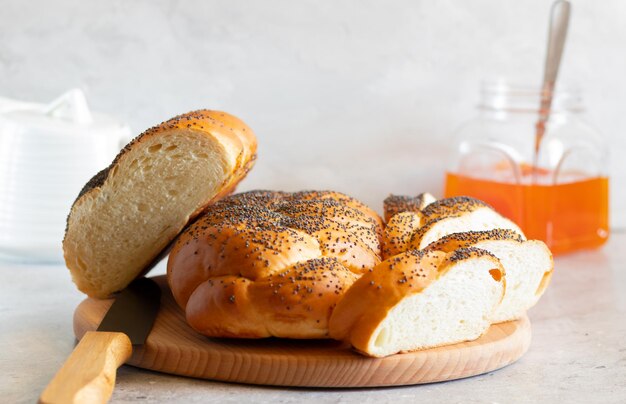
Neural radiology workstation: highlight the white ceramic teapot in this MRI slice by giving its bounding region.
[0,89,131,263]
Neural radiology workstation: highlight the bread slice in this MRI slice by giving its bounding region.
[63,110,257,298]
[425,230,554,322]
[381,196,524,258]
[409,199,524,250]
[328,248,505,357]
[383,192,436,222]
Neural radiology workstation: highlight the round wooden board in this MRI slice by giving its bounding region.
[73,275,531,388]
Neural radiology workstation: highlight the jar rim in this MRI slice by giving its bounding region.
[479,80,584,113]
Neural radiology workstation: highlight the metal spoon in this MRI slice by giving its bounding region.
[533,0,571,177]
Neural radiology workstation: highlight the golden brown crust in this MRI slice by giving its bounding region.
[381,212,422,259]
[168,223,322,309]
[420,196,491,223]
[185,258,358,339]
[167,190,384,339]
[295,190,384,234]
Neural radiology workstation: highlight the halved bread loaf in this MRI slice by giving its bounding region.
[63,110,257,298]
[328,248,505,357]
[425,230,554,323]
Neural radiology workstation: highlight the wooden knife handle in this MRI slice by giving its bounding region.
[39,331,132,404]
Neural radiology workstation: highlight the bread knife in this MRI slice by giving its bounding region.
[39,277,161,404]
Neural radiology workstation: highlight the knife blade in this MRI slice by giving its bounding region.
[40,277,161,404]
[96,277,161,343]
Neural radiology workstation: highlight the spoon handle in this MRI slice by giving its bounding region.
[534,0,571,171]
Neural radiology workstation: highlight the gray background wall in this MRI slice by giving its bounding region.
[1,0,624,227]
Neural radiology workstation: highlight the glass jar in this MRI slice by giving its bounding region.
[445,81,609,255]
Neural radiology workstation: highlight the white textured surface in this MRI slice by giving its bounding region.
[0,0,625,227]
[1,234,625,403]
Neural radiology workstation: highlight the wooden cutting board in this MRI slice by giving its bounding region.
[73,275,531,388]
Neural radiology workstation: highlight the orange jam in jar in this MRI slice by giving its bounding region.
[445,172,609,255]
[445,82,609,254]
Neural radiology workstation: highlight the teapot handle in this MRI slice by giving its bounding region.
[44,89,93,124]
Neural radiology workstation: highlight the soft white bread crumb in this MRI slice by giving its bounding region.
[425,230,553,323]
[473,239,553,322]
[328,248,505,357]
[364,254,504,357]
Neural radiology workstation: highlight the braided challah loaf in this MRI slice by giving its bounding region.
[167,190,383,339]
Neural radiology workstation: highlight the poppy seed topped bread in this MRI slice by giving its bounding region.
[167,190,383,339]
[328,247,505,357]
[383,192,436,223]
[425,230,553,323]
[63,110,257,298]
